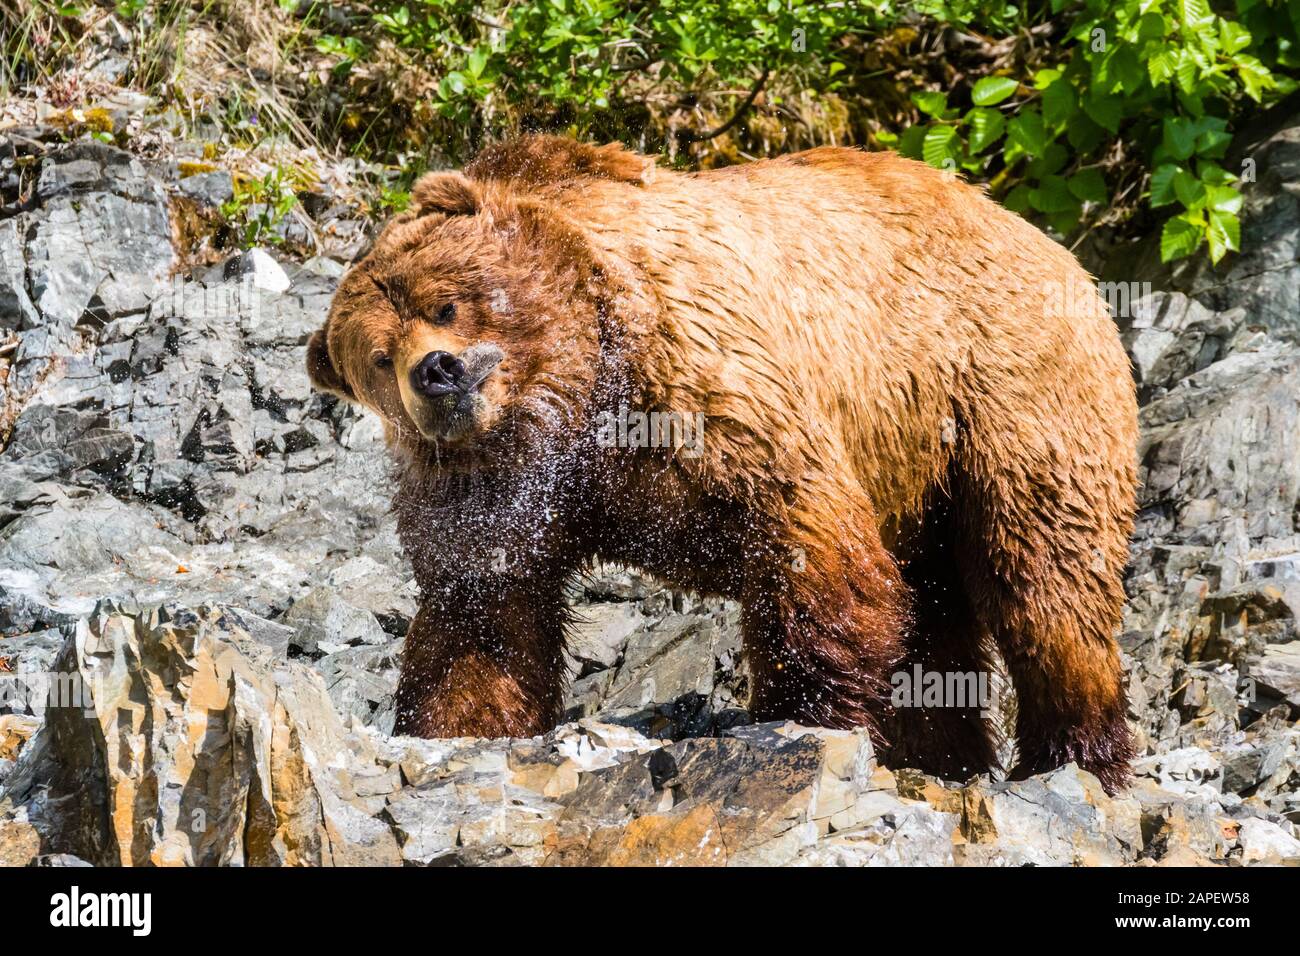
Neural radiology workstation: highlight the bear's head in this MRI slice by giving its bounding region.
[307,167,606,464]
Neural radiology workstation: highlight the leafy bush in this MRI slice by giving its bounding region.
[310,0,1298,265]
[13,1,1294,266]
[318,0,880,157]
[880,0,1296,263]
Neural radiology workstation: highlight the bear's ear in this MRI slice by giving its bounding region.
[411,171,480,217]
[306,328,354,401]
[588,140,656,186]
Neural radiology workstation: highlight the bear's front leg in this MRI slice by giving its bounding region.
[393,583,569,738]
[742,486,909,739]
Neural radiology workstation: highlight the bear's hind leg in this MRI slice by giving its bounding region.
[954,404,1135,794]
[884,502,999,782]
[742,486,908,738]
[394,585,568,738]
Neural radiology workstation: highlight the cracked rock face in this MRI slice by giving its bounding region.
[27,144,176,327]
[1,601,401,866]
[2,131,1300,866]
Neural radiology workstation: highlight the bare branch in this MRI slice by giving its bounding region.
[676,68,771,145]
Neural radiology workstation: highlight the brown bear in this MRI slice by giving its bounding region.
[306,135,1138,793]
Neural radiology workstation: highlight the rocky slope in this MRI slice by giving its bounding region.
[1,116,1299,866]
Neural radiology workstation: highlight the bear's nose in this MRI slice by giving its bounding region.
[411,350,466,397]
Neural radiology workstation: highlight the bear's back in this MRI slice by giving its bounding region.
[477,138,1126,524]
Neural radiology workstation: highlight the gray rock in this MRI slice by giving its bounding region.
[383,785,463,864]
[315,639,402,731]
[1120,291,1244,397]
[177,168,234,207]
[0,219,39,330]
[0,601,403,866]
[1130,781,1231,863]
[1134,747,1224,799]
[0,629,69,717]
[325,556,418,630]
[30,853,94,867]
[224,247,291,293]
[1221,729,1297,795]
[282,586,388,654]
[567,601,649,669]
[1246,642,1300,714]
[25,143,175,326]
[215,605,295,658]
[1236,816,1300,863]
[3,599,1288,868]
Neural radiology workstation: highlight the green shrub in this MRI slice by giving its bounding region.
[265,1,1300,264]
[881,0,1296,264]
[220,166,303,248]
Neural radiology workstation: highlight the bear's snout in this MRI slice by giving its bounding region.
[411,351,466,397]
[400,343,506,443]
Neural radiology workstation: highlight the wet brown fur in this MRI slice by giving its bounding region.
[307,136,1139,793]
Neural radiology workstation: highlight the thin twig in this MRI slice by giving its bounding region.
[676,68,771,145]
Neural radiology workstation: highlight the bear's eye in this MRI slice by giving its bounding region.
[372,351,393,370]
[434,302,456,326]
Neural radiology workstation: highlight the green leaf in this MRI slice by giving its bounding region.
[1206,209,1241,262]
[912,91,949,118]
[1162,117,1199,161]
[1235,55,1274,101]
[966,107,1005,153]
[1175,49,1199,94]
[1032,68,1063,90]
[1148,48,1177,86]
[1068,168,1108,204]
[1197,162,1236,186]
[1004,185,1033,214]
[971,76,1019,106]
[1173,168,1206,208]
[897,125,927,160]
[1160,212,1204,262]
[1028,142,1069,178]
[1135,11,1168,40]
[467,47,489,78]
[1219,20,1252,54]
[1178,0,1214,30]
[1111,46,1145,93]
[1082,92,1122,133]
[1007,108,1047,157]
[1205,184,1243,215]
[1092,47,1121,94]
[1149,164,1182,207]
[922,125,960,168]
[1041,78,1078,125]
[1067,114,1106,153]
[1048,208,1082,234]
[440,72,467,97]
[1196,128,1232,158]
[1029,175,1079,214]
